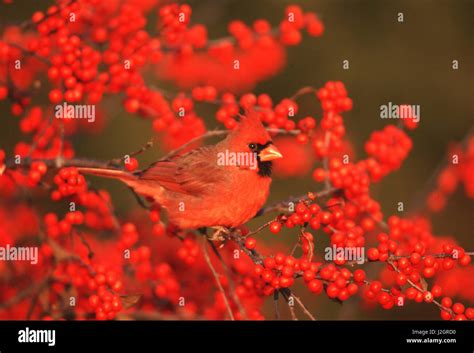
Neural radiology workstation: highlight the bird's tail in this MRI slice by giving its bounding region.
[77,167,158,200]
[76,167,137,182]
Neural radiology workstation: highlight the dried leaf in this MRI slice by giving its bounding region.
[419,277,428,292]
[48,238,73,262]
[120,294,142,309]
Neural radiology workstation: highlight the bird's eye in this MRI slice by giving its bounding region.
[248,143,257,150]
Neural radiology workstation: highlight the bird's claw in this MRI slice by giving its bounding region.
[208,226,230,242]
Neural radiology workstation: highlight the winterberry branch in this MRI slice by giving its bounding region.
[19,0,78,30]
[256,187,340,216]
[280,288,316,321]
[3,41,51,64]
[386,259,453,316]
[0,273,53,310]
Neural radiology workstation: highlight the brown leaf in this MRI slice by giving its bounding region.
[419,277,428,292]
[48,238,74,262]
[120,294,142,309]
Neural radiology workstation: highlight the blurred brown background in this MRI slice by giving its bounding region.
[1,0,473,319]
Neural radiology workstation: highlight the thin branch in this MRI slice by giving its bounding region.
[273,291,280,320]
[4,41,50,64]
[246,218,278,237]
[280,288,317,320]
[290,290,316,321]
[208,240,247,319]
[0,273,53,310]
[201,238,235,320]
[290,86,316,101]
[19,0,78,30]
[256,187,339,216]
[288,302,298,320]
[386,259,454,316]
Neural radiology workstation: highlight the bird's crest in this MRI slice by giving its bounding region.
[231,110,271,145]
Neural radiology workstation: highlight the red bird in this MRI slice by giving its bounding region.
[77,113,283,230]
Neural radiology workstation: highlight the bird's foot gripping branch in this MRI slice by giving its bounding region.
[0,0,473,321]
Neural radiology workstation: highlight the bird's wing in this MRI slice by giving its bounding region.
[138,146,224,195]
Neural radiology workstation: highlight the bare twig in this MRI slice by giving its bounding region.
[201,238,235,320]
[273,291,280,320]
[208,240,247,319]
[290,86,316,101]
[291,291,316,321]
[246,218,278,237]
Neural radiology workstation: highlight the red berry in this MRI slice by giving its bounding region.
[452,303,465,314]
[441,297,452,308]
[125,157,139,172]
[308,279,323,294]
[396,273,407,286]
[49,89,63,103]
[269,221,282,234]
[124,99,140,113]
[353,269,366,282]
[423,291,433,303]
[245,237,257,250]
[367,248,380,261]
[0,86,8,100]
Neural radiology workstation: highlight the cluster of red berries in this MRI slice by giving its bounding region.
[279,5,324,45]
[241,87,472,319]
[253,254,301,293]
[147,208,165,237]
[317,81,353,114]
[177,234,201,265]
[19,107,43,134]
[14,119,75,162]
[156,5,324,93]
[0,1,326,159]
[114,221,267,319]
[364,125,413,180]
[51,167,86,200]
[53,262,124,320]
[87,271,124,320]
[47,36,101,104]
[312,81,353,159]
[152,262,181,304]
[158,3,206,53]
[427,136,474,212]
[26,161,48,186]
[49,168,118,230]
[44,211,81,238]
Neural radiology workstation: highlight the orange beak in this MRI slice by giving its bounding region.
[259,144,283,162]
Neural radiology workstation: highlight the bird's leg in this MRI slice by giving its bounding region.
[199,227,227,248]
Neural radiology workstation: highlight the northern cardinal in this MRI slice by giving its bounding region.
[77,113,282,229]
